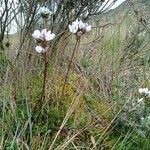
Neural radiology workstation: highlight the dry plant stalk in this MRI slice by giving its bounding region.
[41,50,49,101]
[57,36,81,108]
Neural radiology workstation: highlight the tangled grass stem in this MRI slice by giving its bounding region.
[57,36,81,108]
[41,51,48,101]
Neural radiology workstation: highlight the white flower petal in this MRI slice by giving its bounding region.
[69,25,73,33]
[40,29,47,40]
[45,31,51,40]
[69,19,92,34]
[78,20,85,29]
[72,19,79,26]
[138,88,149,95]
[147,91,150,97]
[86,25,92,32]
[69,24,78,33]
[32,30,41,39]
[35,45,45,53]
[43,7,49,14]
[45,32,55,41]
[41,29,47,34]
[47,30,51,34]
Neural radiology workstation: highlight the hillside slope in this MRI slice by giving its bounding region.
[97,0,150,25]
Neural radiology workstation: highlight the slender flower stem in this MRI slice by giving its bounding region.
[41,51,48,101]
[58,36,81,108]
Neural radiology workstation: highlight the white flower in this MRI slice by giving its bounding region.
[69,21,78,33]
[35,45,46,53]
[38,6,53,15]
[69,19,91,34]
[45,30,55,41]
[78,21,91,32]
[32,30,41,40]
[32,29,55,41]
[86,25,92,32]
[40,29,47,40]
[78,20,86,29]
[41,7,50,15]
[138,88,149,95]
[69,25,78,33]
[147,90,150,97]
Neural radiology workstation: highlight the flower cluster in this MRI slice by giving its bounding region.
[41,7,49,15]
[117,87,150,138]
[69,19,91,36]
[32,20,92,53]
[32,29,55,53]
[138,88,150,97]
[39,7,52,18]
